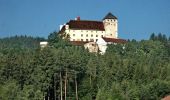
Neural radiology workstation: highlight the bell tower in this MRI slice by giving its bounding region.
[103,12,118,38]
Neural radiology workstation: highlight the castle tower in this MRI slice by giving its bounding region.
[103,12,118,38]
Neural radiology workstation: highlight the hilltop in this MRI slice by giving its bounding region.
[0,32,170,100]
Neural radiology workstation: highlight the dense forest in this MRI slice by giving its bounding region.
[0,35,45,50]
[0,32,170,100]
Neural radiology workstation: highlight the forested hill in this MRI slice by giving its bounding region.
[0,32,170,100]
[0,35,46,50]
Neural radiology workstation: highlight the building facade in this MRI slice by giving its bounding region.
[59,12,118,42]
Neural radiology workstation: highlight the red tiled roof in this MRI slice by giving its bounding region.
[70,41,88,46]
[67,20,105,31]
[102,37,127,43]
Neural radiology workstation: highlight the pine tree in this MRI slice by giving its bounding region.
[150,33,156,40]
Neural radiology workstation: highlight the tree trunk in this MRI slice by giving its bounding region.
[65,68,67,100]
[90,75,92,86]
[54,73,56,100]
[75,72,78,100]
[60,71,63,100]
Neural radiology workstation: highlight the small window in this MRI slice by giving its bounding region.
[91,34,93,37]
[86,31,88,32]
[107,19,109,21]
[91,31,93,33]
[96,35,98,37]
[101,35,103,37]
[81,34,83,37]
[86,34,88,37]
[81,30,83,32]
[73,34,75,36]
[90,39,94,42]
[86,39,88,41]
[110,34,112,36]
[96,39,98,42]
[81,39,83,41]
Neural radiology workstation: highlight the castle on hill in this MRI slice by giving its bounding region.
[59,12,125,42]
[59,12,126,54]
[40,13,126,54]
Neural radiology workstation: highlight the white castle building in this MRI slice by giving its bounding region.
[59,12,126,54]
[59,12,119,42]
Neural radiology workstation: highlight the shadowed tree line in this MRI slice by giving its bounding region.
[0,32,170,100]
[0,35,46,50]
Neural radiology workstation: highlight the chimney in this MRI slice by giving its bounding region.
[77,16,80,21]
[75,16,80,21]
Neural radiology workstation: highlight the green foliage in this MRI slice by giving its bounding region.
[150,33,168,43]
[0,33,170,99]
[17,85,44,100]
[0,35,45,50]
[48,31,71,48]
[0,80,19,100]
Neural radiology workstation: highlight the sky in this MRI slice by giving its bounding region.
[0,0,170,40]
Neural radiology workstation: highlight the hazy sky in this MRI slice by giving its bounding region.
[0,0,170,40]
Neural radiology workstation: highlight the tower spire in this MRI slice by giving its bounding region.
[103,12,117,20]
